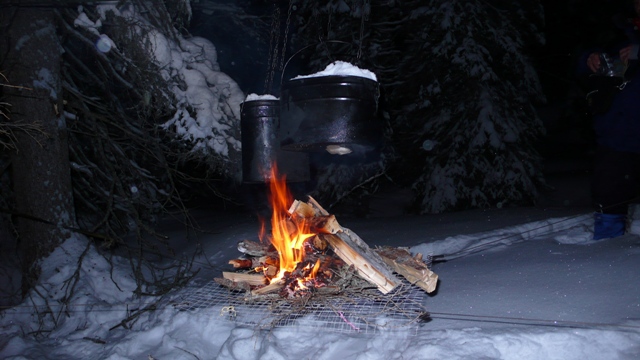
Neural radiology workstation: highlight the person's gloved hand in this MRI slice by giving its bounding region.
[587,52,602,73]
[619,44,639,64]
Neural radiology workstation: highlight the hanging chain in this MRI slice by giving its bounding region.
[357,0,369,62]
[279,0,295,72]
[322,3,334,62]
[264,6,281,94]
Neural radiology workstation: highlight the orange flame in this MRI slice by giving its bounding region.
[262,164,315,283]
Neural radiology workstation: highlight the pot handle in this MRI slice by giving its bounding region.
[280,40,356,86]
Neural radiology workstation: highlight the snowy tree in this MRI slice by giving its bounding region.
[55,0,246,295]
[289,0,546,214]
[395,0,546,213]
[0,0,247,299]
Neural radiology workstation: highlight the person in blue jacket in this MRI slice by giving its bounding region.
[582,0,640,239]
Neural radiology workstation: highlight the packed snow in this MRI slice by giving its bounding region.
[1,182,639,359]
[244,93,279,102]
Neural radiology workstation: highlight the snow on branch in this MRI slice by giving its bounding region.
[72,2,244,158]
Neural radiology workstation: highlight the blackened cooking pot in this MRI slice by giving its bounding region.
[279,75,381,153]
[240,99,309,183]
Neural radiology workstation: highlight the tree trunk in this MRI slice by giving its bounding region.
[1,4,75,296]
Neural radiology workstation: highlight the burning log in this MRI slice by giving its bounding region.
[228,255,279,269]
[217,168,438,299]
[310,235,328,252]
[376,247,438,293]
[292,196,401,294]
[289,200,341,234]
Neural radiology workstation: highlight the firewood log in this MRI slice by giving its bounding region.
[229,256,279,269]
[290,196,399,294]
[311,235,328,251]
[376,247,438,293]
[237,239,270,256]
[264,264,279,278]
[321,233,399,294]
[214,277,252,292]
[251,279,284,295]
[222,272,267,286]
[228,259,253,269]
[289,200,341,234]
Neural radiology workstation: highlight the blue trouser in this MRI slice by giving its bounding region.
[591,146,640,239]
[593,213,626,240]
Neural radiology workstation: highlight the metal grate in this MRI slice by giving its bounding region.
[173,278,429,335]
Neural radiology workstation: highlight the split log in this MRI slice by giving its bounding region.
[321,233,399,294]
[291,196,400,294]
[228,259,252,269]
[289,200,341,234]
[288,200,318,218]
[263,265,279,278]
[315,285,341,295]
[214,277,252,292]
[222,272,267,286]
[237,239,270,257]
[311,235,328,252]
[251,279,284,295]
[376,247,438,293]
[229,255,279,269]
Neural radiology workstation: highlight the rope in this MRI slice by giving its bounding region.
[432,194,640,262]
[427,312,640,331]
[431,213,589,262]
[3,299,640,333]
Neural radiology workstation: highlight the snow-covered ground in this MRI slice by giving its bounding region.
[1,173,639,359]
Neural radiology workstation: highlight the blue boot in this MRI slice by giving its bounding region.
[593,213,626,240]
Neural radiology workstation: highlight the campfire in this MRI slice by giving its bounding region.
[216,166,438,299]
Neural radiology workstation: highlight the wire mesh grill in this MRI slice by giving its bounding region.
[174,278,429,335]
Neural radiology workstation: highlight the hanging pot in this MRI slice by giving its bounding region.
[240,99,309,183]
[279,75,381,153]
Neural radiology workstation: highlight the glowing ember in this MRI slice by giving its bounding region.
[259,165,316,284]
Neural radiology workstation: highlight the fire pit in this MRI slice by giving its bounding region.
[217,165,437,299]
[183,165,438,332]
